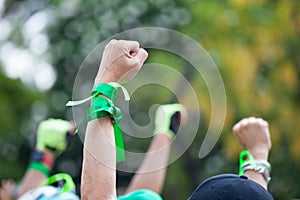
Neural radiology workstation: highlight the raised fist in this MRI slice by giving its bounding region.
[233,117,271,160]
[95,39,148,84]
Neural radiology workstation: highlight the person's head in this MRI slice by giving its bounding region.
[188,174,274,200]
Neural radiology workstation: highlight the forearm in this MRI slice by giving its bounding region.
[125,134,171,194]
[16,170,47,199]
[81,116,117,200]
[245,170,268,189]
[16,150,55,198]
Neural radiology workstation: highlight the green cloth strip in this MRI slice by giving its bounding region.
[239,150,255,176]
[92,83,118,103]
[43,173,76,193]
[28,161,50,176]
[87,96,125,162]
[66,82,130,107]
[66,82,128,162]
[87,83,126,162]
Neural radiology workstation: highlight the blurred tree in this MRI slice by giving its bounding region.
[0,68,44,179]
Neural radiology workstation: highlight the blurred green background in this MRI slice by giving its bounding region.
[0,0,299,199]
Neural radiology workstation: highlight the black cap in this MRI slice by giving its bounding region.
[188,174,274,200]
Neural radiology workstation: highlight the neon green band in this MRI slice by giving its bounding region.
[87,97,121,121]
[43,173,76,193]
[87,84,126,162]
[66,82,129,162]
[239,150,255,176]
[92,83,118,103]
[27,162,50,176]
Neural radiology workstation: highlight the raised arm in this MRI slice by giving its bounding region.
[125,104,185,195]
[16,119,75,199]
[232,117,271,189]
[80,40,148,200]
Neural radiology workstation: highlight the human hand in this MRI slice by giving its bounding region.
[0,179,16,200]
[233,117,271,160]
[154,104,187,138]
[36,119,75,155]
[94,39,148,84]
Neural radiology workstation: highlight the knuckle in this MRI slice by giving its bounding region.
[133,41,140,48]
[105,39,118,48]
[110,39,118,44]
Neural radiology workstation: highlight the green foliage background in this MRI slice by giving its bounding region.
[0,0,299,199]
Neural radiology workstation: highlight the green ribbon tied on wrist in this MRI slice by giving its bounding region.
[239,150,255,176]
[66,82,130,162]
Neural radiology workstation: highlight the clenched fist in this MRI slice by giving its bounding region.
[233,117,271,160]
[95,40,148,84]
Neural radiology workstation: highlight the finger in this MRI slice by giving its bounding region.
[257,118,268,127]
[125,48,148,69]
[232,123,241,133]
[248,116,256,121]
[127,40,140,50]
[123,40,140,56]
[238,118,249,128]
[233,117,253,132]
[134,48,148,64]
[248,117,257,124]
[105,39,118,49]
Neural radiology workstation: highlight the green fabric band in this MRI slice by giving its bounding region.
[66,82,129,162]
[87,95,125,162]
[92,83,118,103]
[43,173,76,193]
[87,83,126,162]
[239,150,255,176]
[66,82,129,107]
[87,97,121,121]
[28,161,50,176]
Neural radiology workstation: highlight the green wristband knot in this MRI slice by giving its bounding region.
[87,96,121,121]
[66,82,129,162]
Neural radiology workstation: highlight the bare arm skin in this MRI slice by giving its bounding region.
[233,117,271,190]
[125,133,172,194]
[15,153,53,199]
[125,105,186,195]
[81,116,117,200]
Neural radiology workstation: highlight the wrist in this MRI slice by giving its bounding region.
[28,150,55,176]
[94,69,120,85]
[31,150,55,168]
[249,149,269,160]
[239,150,271,185]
